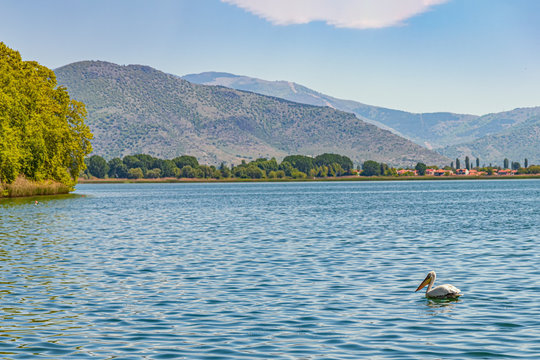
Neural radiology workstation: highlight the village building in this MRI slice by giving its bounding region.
[397,169,418,176]
[497,169,517,176]
[434,169,452,176]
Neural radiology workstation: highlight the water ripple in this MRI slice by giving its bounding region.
[1,180,539,358]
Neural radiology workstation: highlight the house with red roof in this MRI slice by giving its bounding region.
[397,169,417,176]
[434,169,452,176]
[497,169,517,176]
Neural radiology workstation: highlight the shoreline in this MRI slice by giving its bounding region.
[77,174,540,184]
[1,177,70,198]
[5,175,538,199]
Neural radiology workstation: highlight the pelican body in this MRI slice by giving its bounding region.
[415,271,462,299]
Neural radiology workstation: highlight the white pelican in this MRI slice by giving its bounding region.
[415,271,462,299]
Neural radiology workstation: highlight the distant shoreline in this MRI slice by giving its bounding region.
[77,174,540,184]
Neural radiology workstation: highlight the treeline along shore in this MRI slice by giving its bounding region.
[81,153,540,183]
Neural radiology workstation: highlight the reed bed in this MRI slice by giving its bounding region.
[0,176,70,198]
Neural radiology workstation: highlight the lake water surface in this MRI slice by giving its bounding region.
[1,180,539,359]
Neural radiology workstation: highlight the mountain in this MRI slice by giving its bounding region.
[182,72,540,151]
[440,116,540,165]
[55,61,449,166]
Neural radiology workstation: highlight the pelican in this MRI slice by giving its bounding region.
[415,271,462,299]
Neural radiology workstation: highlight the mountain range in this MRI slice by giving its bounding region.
[54,61,449,166]
[183,72,540,164]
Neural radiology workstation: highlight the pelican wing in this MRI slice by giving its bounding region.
[426,284,461,299]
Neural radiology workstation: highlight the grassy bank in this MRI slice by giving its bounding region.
[77,174,540,184]
[0,176,70,198]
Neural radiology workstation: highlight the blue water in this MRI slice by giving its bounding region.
[1,180,539,359]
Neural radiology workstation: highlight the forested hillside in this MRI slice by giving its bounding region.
[55,61,448,166]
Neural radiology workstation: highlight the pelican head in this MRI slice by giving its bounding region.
[415,271,436,292]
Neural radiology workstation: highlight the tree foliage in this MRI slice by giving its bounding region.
[415,162,427,176]
[361,160,381,176]
[87,155,109,178]
[0,42,92,187]
[315,153,353,172]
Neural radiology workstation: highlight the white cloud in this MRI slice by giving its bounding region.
[222,0,449,29]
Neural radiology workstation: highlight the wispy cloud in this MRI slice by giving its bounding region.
[222,0,449,29]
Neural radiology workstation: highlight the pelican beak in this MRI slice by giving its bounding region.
[415,275,431,292]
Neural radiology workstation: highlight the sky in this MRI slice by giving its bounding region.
[1,0,539,115]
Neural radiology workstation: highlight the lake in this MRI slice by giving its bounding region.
[1,180,539,359]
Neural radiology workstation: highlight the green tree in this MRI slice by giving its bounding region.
[282,155,315,174]
[246,165,264,179]
[108,157,128,178]
[361,160,381,176]
[332,162,345,176]
[181,165,196,178]
[0,42,92,187]
[233,166,248,179]
[524,158,528,168]
[87,155,109,178]
[145,168,161,178]
[527,165,540,174]
[123,155,142,170]
[291,169,307,179]
[127,167,143,179]
[131,154,157,173]
[279,161,294,177]
[173,155,199,169]
[160,159,178,178]
[252,157,278,173]
[318,165,329,177]
[199,165,214,178]
[415,162,427,176]
[314,153,353,173]
[219,162,231,178]
[212,169,221,179]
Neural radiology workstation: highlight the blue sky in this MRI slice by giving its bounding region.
[1,0,538,115]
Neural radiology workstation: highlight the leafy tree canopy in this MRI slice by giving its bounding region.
[315,153,353,172]
[87,155,109,178]
[415,162,427,176]
[282,155,314,174]
[362,160,381,176]
[0,42,93,187]
[173,155,199,169]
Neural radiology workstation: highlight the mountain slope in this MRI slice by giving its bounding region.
[183,72,540,150]
[55,61,449,166]
[440,116,540,165]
